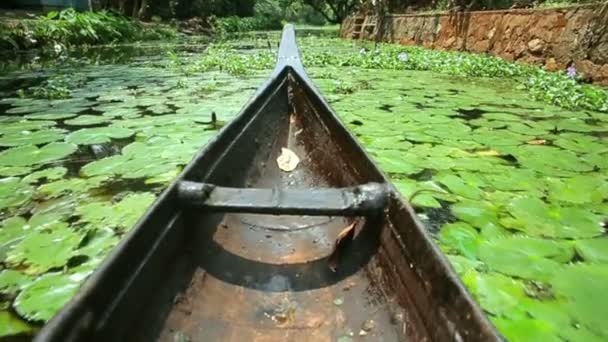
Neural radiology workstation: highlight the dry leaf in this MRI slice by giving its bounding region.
[475,149,500,156]
[277,147,300,172]
[328,223,356,272]
[527,139,547,145]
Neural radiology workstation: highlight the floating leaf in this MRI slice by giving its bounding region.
[66,127,134,145]
[478,236,574,281]
[446,254,481,275]
[545,175,606,204]
[0,311,33,338]
[76,192,156,232]
[38,176,108,198]
[0,120,56,135]
[0,217,28,260]
[0,143,77,167]
[501,196,603,238]
[509,145,594,173]
[462,270,527,316]
[0,128,66,147]
[24,112,77,120]
[451,200,499,230]
[6,223,84,275]
[372,149,421,175]
[392,179,449,208]
[21,167,67,183]
[549,264,608,338]
[436,174,483,199]
[575,239,608,263]
[438,222,480,260]
[0,178,34,211]
[14,272,81,321]
[73,228,119,259]
[277,147,300,172]
[0,166,32,177]
[64,115,111,126]
[492,317,557,342]
[0,270,32,296]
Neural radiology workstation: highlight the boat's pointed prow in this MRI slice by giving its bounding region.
[275,24,306,74]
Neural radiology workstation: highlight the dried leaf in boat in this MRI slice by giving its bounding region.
[328,223,356,272]
[276,147,300,172]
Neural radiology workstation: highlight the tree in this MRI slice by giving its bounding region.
[301,0,360,23]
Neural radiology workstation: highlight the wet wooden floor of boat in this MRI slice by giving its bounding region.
[129,109,408,341]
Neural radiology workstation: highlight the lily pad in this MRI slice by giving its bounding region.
[73,228,119,259]
[492,317,558,342]
[0,128,66,147]
[64,115,111,126]
[478,236,574,281]
[0,311,33,338]
[38,176,108,198]
[575,238,608,263]
[66,127,134,145]
[451,200,499,230]
[545,175,607,204]
[0,177,34,211]
[446,254,481,275]
[0,166,32,177]
[549,264,608,338]
[0,120,56,135]
[509,145,594,173]
[24,112,77,120]
[0,270,32,296]
[438,222,480,260]
[501,196,603,238]
[0,217,28,259]
[372,149,422,175]
[0,143,77,167]
[6,223,84,275]
[436,173,483,200]
[391,178,450,208]
[14,272,81,321]
[76,192,156,232]
[462,270,527,316]
[22,167,67,183]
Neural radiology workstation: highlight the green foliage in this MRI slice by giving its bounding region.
[0,9,176,51]
[211,15,283,34]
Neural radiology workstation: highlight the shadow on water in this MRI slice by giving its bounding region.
[455,108,486,120]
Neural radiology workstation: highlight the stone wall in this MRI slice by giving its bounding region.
[341,4,608,84]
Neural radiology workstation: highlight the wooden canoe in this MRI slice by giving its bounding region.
[36,25,501,342]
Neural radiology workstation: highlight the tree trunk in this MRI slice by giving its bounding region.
[137,0,149,19]
[132,0,140,17]
[119,0,127,15]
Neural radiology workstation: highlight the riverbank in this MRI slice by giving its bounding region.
[0,9,177,52]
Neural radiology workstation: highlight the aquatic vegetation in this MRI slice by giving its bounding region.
[193,37,608,112]
[0,9,176,51]
[321,67,608,341]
